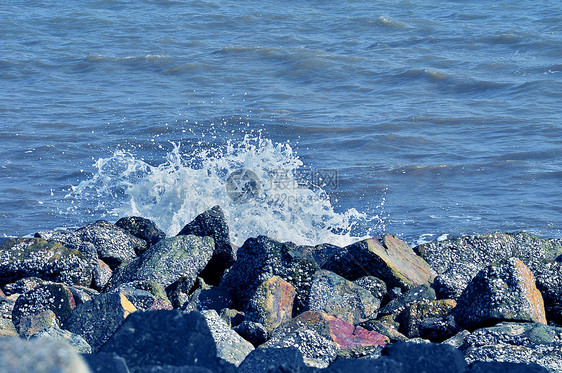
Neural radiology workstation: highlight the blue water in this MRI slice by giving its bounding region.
[1,0,561,246]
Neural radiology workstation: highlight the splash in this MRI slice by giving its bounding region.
[67,136,381,246]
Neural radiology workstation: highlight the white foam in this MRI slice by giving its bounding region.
[67,135,381,247]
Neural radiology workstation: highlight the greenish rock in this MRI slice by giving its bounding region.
[0,318,18,337]
[0,238,93,287]
[247,275,296,333]
[402,299,457,338]
[359,318,408,342]
[16,309,58,338]
[378,284,436,318]
[106,235,215,291]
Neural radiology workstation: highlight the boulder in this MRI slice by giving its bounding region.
[0,337,91,372]
[0,318,18,337]
[62,291,137,351]
[16,309,58,338]
[33,325,92,353]
[359,318,408,342]
[233,320,268,347]
[219,308,245,328]
[378,284,436,318]
[380,342,467,373]
[92,259,112,291]
[177,206,236,285]
[106,235,214,292]
[531,260,562,324]
[219,236,319,314]
[99,310,219,372]
[185,286,233,312]
[1,276,45,296]
[0,294,16,319]
[0,238,93,287]
[237,347,307,373]
[455,257,547,331]
[402,299,457,339]
[418,314,461,343]
[322,234,435,292]
[353,275,387,303]
[247,275,296,333]
[305,270,379,325]
[116,216,166,246]
[81,352,130,373]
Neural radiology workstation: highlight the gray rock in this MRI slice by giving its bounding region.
[0,337,91,373]
[116,216,166,247]
[106,235,214,292]
[454,257,547,331]
[33,325,92,353]
[92,259,113,291]
[531,260,562,324]
[201,309,254,367]
[306,270,379,324]
[233,320,268,347]
[467,361,549,373]
[378,284,436,318]
[81,352,130,373]
[1,276,45,296]
[237,347,307,373]
[381,342,467,373]
[324,357,402,373]
[353,276,387,302]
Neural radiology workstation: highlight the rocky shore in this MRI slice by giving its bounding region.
[1,205,561,372]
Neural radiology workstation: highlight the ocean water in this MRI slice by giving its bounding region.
[1,0,561,246]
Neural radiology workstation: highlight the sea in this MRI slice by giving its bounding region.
[1,0,561,247]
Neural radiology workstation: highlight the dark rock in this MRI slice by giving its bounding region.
[187,286,233,312]
[305,270,379,325]
[219,236,319,314]
[116,216,166,247]
[324,357,402,373]
[467,361,549,373]
[0,318,18,337]
[1,276,45,296]
[381,342,467,373]
[68,286,99,307]
[300,243,342,268]
[247,275,296,333]
[93,259,113,291]
[82,352,130,373]
[378,284,436,318]
[219,308,245,328]
[531,260,562,324]
[455,257,547,331]
[359,318,408,342]
[0,238,93,287]
[201,309,254,367]
[134,367,215,373]
[177,206,235,285]
[0,337,91,372]
[62,291,137,351]
[112,286,172,311]
[353,276,387,303]
[233,320,268,347]
[106,235,214,292]
[418,314,461,342]
[322,234,435,292]
[16,309,57,338]
[32,325,92,353]
[100,310,218,373]
[237,347,307,373]
[402,299,457,338]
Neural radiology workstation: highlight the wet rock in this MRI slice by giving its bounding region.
[12,282,76,332]
[33,325,92,353]
[353,275,387,303]
[201,309,254,367]
[402,299,457,339]
[322,234,435,292]
[220,236,319,314]
[414,232,561,299]
[380,342,467,373]
[62,291,137,351]
[455,257,547,331]
[0,337,91,372]
[237,347,307,373]
[106,235,214,292]
[178,205,236,285]
[305,270,379,325]
[0,238,93,287]
[300,243,342,268]
[116,216,166,247]
[378,284,436,318]
[233,320,268,347]
[81,352,130,373]
[247,275,296,333]
[100,310,219,372]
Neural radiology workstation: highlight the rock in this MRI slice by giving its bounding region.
[300,243,342,268]
[380,342,467,373]
[0,337,91,372]
[402,299,457,339]
[247,275,296,333]
[305,270,379,325]
[324,357,403,373]
[106,235,214,292]
[201,309,254,367]
[467,361,549,373]
[116,216,166,247]
[414,232,561,299]
[378,284,436,318]
[359,318,408,342]
[455,257,547,331]
[418,314,461,342]
[0,318,18,337]
[531,260,562,324]
[33,325,92,353]
[68,286,99,307]
[219,236,319,314]
[99,310,219,372]
[187,286,233,312]
[177,206,236,285]
[353,275,387,303]
[1,276,45,296]
[93,259,113,291]
[0,238,93,287]
[233,320,268,347]
[112,286,172,311]
[0,294,16,319]
[237,347,307,373]
[12,282,76,332]
[322,234,435,292]
[81,352,130,373]
[16,309,58,338]
[219,308,245,328]
[62,291,137,351]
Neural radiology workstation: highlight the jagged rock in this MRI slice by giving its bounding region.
[99,310,219,372]
[402,299,457,339]
[187,286,233,312]
[112,286,172,311]
[0,318,18,337]
[414,232,562,299]
[300,243,342,268]
[322,234,435,292]
[353,276,387,303]
[455,257,547,331]
[178,206,236,285]
[359,318,408,342]
[324,357,402,373]
[247,276,296,333]
[531,260,562,324]
[33,325,92,353]
[418,314,461,342]
[378,284,436,318]
[16,309,57,338]
[305,270,379,325]
[233,320,268,347]
[69,286,99,307]
[201,309,254,367]
[220,236,319,314]
[12,282,76,332]
[62,291,137,351]
[81,352,130,373]
[467,361,549,373]
[219,308,245,328]
[0,294,16,319]
[116,216,166,247]
[0,338,91,372]
[0,238,93,287]
[93,259,112,291]
[106,235,214,292]
[1,276,45,296]
[380,342,467,373]
[237,347,307,373]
